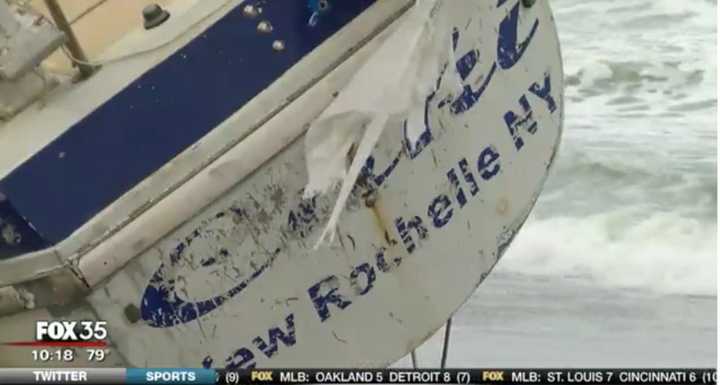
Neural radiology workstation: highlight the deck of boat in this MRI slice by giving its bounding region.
[1,0,186,179]
[29,0,175,75]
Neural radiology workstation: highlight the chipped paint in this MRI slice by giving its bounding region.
[0,0,563,369]
[108,0,563,369]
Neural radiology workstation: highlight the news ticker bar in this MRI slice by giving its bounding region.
[0,368,716,384]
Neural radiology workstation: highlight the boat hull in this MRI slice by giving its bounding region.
[0,0,563,368]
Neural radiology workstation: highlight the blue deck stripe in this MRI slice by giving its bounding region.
[0,0,375,255]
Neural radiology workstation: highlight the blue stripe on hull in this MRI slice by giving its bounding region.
[0,0,375,257]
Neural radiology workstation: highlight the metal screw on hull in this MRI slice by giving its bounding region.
[272,40,285,52]
[242,4,258,18]
[257,20,273,33]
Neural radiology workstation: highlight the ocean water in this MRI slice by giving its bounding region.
[398,0,717,368]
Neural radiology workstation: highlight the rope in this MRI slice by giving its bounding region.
[409,316,452,369]
[69,0,110,25]
[440,318,452,369]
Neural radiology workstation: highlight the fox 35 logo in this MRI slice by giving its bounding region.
[35,321,108,342]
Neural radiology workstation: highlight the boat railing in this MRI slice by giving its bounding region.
[40,0,96,78]
[0,0,172,119]
[4,0,177,78]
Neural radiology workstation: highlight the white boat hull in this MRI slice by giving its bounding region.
[0,0,563,368]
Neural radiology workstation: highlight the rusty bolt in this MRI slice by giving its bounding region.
[365,191,378,208]
[124,304,141,323]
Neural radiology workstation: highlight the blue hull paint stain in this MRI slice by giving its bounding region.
[141,242,279,328]
[140,205,284,327]
[0,0,375,254]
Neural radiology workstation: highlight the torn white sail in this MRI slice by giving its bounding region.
[303,0,454,248]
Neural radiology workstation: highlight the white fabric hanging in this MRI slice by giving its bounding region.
[303,0,454,249]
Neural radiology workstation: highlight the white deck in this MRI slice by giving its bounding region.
[0,0,229,179]
[30,0,177,75]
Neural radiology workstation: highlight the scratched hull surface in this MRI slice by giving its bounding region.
[0,0,563,368]
[86,1,562,368]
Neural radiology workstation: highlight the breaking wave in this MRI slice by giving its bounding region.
[497,0,717,296]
